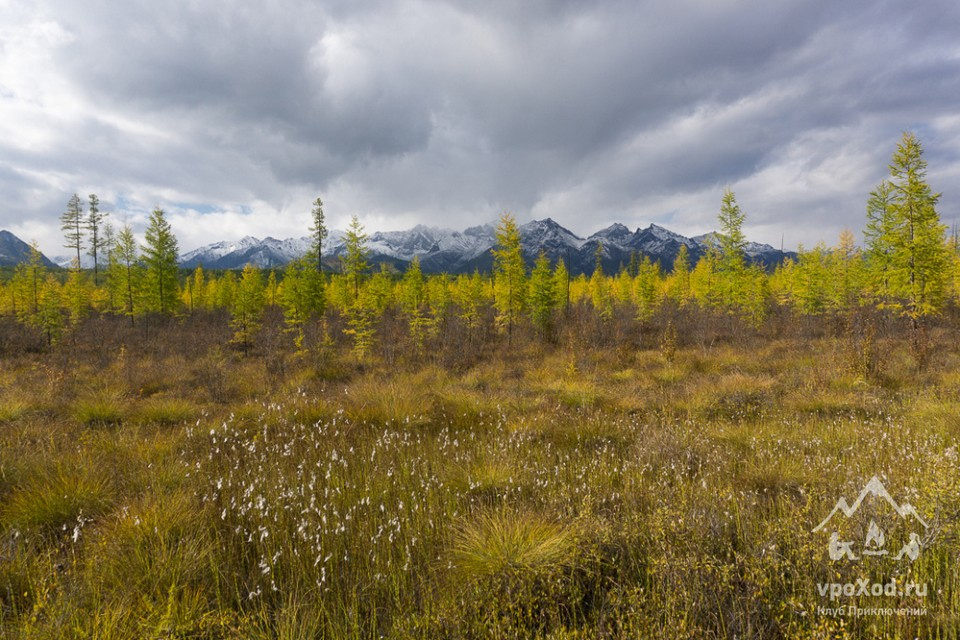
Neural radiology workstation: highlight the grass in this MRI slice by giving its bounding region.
[73,393,126,427]
[0,313,959,638]
[450,510,578,579]
[2,464,113,539]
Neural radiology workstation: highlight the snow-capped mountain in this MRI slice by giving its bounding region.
[178,219,793,274]
[0,230,57,268]
[180,236,315,269]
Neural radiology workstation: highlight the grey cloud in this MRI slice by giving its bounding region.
[2,0,959,252]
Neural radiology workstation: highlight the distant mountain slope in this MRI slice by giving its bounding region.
[0,230,57,268]
[179,219,794,275]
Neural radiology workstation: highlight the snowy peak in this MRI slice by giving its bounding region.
[587,223,632,247]
[0,230,57,268]
[181,235,312,269]
[177,218,793,274]
[691,232,782,259]
[520,218,585,251]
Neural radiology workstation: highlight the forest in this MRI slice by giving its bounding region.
[0,134,958,638]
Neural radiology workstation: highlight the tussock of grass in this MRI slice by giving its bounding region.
[135,397,198,426]
[3,466,112,538]
[450,510,578,581]
[74,393,125,427]
[455,460,519,505]
[0,399,28,423]
[88,492,214,604]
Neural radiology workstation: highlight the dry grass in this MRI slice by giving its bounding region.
[0,311,959,638]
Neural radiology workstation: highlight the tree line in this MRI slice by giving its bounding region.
[1,132,955,354]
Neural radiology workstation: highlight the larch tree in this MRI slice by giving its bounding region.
[793,243,830,315]
[552,258,570,313]
[230,263,266,354]
[188,266,207,312]
[101,221,116,308]
[589,251,612,321]
[718,189,746,268]
[454,271,485,340]
[35,274,64,346]
[829,229,863,311]
[10,243,43,323]
[492,213,527,342]
[279,257,312,351]
[310,197,328,274]
[265,270,278,307]
[401,257,428,351]
[864,180,897,301]
[215,271,237,309]
[634,255,661,321]
[884,132,949,320]
[425,275,452,331]
[142,208,180,315]
[306,197,328,315]
[86,194,108,285]
[109,224,143,323]
[528,252,558,339]
[63,266,91,324]
[342,215,369,302]
[667,244,691,304]
[60,193,84,268]
[716,189,748,307]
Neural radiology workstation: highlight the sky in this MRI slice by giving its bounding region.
[2,0,959,257]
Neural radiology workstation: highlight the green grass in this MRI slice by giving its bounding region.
[450,510,578,579]
[74,393,126,426]
[2,465,113,538]
[134,397,198,426]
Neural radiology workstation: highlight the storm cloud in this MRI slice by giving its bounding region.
[2,0,959,255]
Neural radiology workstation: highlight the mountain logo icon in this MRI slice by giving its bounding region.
[812,476,927,562]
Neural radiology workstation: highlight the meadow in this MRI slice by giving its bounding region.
[1,305,958,639]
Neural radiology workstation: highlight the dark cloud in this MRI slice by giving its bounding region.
[2,0,959,254]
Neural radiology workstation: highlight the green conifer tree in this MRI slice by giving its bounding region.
[492,213,527,341]
[141,208,180,315]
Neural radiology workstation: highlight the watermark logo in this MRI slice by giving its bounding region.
[812,475,927,562]
[812,476,929,617]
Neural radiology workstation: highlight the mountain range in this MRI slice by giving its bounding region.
[5,219,793,274]
[179,219,793,275]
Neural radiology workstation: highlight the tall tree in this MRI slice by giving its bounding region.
[310,197,328,274]
[454,271,485,339]
[401,257,429,351]
[63,266,91,324]
[35,275,64,346]
[10,242,47,323]
[634,256,661,321]
[553,258,570,313]
[528,252,558,339]
[279,257,312,351]
[342,215,369,301]
[142,208,180,315]
[828,229,863,311]
[667,244,691,304]
[714,189,750,310]
[109,224,143,323]
[86,194,108,285]
[60,194,84,268]
[866,132,950,319]
[717,188,746,275]
[230,264,266,354]
[492,213,527,342]
[864,180,897,300]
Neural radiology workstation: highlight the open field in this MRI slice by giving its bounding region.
[1,310,959,639]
